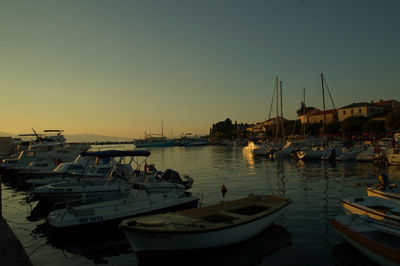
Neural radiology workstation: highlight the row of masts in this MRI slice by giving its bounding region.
[272,73,334,143]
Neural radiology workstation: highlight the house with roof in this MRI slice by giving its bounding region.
[372,99,400,112]
[299,109,338,124]
[246,117,287,133]
[338,102,384,121]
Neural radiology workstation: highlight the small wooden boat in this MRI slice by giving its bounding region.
[331,215,400,266]
[366,174,400,203]
[341,196,400,228]
[119,194,292,260]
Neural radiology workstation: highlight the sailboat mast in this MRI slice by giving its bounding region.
[276,76,279,140]
[161,119,164,137]
[280,81,284,142]
[321,73,327,140]
[303,87,306,140]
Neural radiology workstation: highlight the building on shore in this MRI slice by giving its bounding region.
[299,109,338,124]
[338,102,384,121]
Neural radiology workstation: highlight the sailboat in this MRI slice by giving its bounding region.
[297,73,334,160]
[134,120,174,147]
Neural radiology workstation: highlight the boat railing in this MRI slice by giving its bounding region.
[52,195,106,211]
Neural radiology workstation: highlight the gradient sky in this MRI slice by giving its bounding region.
[1,0,399,138]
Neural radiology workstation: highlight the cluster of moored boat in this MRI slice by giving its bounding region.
[0,131,294,261]
[243,138,400,165]
[331,174,400,265]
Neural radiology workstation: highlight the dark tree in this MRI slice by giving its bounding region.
[385,110,400,131]
[341,116,369,136]
[363,120,386,134]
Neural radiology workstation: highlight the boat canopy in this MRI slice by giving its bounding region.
[80,150,151,158]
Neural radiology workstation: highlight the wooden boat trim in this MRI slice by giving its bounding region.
[121,195,292,234]
[331,218,400,264]
[341,199,400,226]
[366,187,400,200]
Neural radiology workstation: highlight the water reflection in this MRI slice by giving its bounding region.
[138,224,292,266]
[276,161,286,198]
[332,242,378,266]
[41,225,134,264]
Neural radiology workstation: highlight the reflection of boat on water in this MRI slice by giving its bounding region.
[40,223,291,265]
[120,194,292,260]
[38,224,135,264]
[332,242,383,266]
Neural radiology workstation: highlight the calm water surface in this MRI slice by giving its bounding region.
[3,145,400,265]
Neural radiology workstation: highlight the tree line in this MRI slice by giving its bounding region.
[208,109,400,140]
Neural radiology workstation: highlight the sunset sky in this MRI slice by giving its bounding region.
[1,0,399,138]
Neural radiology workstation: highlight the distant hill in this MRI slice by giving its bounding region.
[65,134,133,143]
[0,131,17,138]
[0,131,132,143]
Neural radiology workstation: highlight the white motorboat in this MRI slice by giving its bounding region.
[31,150,193,203]
[273,141,297,159]
[388,147,400,166]
[177,133,209,146]
[1,139,90,180]
[242,141,268,156]
[25,153,116,186]
[47,189,199,230]
[119,194,292,260]
[356,145,386,162]
[331,215,400,266]
[335,145,367,161]
[297,146,324,160]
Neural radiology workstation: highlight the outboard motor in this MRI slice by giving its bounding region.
[378,173,390,188]
[163,169,182,183]
[183,175,194,190]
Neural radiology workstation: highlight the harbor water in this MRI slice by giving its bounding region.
[2,144,398,265]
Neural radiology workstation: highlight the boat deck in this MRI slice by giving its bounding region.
[124,195,291,233]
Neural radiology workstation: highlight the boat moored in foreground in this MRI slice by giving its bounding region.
[119,194,292,260]
[366,174,400,203]
[331,215,400,266]
[47,189,199,230]
[341,196,400,228]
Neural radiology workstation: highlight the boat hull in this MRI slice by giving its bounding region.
[331,216,400,266]
[366,187,400,204]
[341,197,400,227]
[48,194,199,230]
[121,200,291,259]
[388,153,400,166]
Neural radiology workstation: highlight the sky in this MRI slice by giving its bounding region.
[1,0,399,138]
